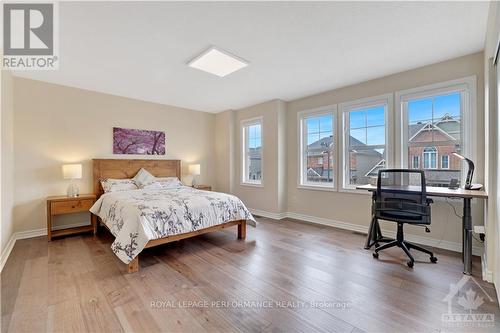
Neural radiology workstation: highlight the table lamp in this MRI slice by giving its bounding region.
[452,153,482,190]
[189,164,201,186]
[62,164,82,197]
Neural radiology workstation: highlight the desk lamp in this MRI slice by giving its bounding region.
[452,153,482,190]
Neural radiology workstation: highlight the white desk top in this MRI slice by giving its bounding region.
[356,184,488,199]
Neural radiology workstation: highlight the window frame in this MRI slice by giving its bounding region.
[422,147,438,169]
[412,155,420,169]
[396,76,476,186]
[297,106,337,191]
[441,155,449,169]
[241,116,264,187]
[339,93,394,193]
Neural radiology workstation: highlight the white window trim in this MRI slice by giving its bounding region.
[241,116,264,187]
[441,155,450,170]
[395,76,477,186]
[297,105,337,191]
[339,93,394,194]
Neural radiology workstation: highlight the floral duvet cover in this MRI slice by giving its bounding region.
[90,186,255,264]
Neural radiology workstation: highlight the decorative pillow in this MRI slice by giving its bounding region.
[100,178,138,193]
[132,168,156,187]
[141,177,183,189]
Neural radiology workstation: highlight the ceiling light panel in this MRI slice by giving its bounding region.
[188,47,249,77]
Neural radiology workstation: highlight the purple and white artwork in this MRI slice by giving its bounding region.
[113,127,165,155]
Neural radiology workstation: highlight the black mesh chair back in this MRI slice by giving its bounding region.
[376,169,431,225]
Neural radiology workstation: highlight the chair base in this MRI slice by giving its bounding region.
[373,223,437,268]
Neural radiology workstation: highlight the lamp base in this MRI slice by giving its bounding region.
[67,182,80,197]
[466,183,483,190]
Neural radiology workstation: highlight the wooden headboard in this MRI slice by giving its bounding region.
[93,159,181,198]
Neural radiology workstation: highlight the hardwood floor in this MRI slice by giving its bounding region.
[2,217,499,332]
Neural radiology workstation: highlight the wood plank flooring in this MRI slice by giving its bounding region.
[2,217,499,333]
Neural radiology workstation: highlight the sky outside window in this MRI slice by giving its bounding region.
[349,105,385,146]
[247,124,261,149]
[307,115,333,145]
[408,92,461,124]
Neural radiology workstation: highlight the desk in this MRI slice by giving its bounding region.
[356,184,488,275]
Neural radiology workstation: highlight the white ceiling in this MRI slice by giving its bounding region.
[15,1,489,113]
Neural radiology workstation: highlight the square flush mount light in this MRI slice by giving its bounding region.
[188,46,249,77]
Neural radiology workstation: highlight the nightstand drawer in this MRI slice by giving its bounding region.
[51,199,94,215]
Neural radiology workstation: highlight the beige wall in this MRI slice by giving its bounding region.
[276,102,287,213]
[13,78,216,232]
[1,70,15,255]
[231,100,287,215]
[286,52,484,246]
[214,110,234,193]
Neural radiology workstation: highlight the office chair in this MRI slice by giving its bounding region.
[372,169,438,268]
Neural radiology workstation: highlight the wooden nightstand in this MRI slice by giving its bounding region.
[46,194,97,241]
[193,185,211,191]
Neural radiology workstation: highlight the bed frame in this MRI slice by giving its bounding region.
[92,159,246,273]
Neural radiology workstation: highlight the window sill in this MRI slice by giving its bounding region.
[297,184,336,192]
[338,187,373,195]
[241,182,264,188]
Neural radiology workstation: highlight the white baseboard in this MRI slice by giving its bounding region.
[482,251,494,282]
[286,212,368,234]
[0,233,16,272]
[249,208,287,221]
[0,222,91,272]
[252,210,483,257]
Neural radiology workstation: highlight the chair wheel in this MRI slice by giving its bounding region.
[430,256,438,263]
[373,252,379,259]
[407,260,414,268]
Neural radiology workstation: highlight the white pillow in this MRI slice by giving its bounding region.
[141,177,183,189]
[132,168,156,187]
[100,178,138,193]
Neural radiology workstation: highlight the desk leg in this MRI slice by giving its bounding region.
[463,197,472,275]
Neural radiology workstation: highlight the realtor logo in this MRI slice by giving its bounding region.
[442,276,495,328]
[2,2,58,69]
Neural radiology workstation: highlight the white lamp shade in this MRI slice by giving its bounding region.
[189,164,201,176]
[62,164,82,179]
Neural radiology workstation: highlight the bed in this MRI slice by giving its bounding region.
[90,159,255,273]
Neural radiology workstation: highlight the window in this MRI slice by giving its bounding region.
[340,94,392,190]
[242,118,263,185]
[423,147,438,169]
[441,155,449,169]
[398,77,475,187]
[412,156,420,169]
[299,108,335,188]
